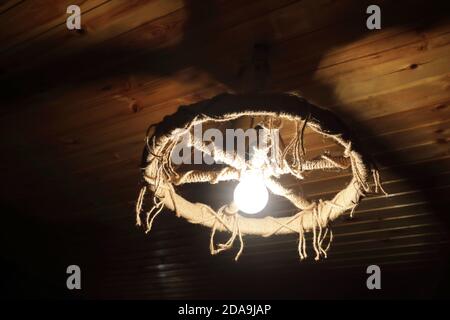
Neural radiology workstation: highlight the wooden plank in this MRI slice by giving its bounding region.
[98,241,447,283]
[0,148,441,216]
[0,0,296,93]
[101,232,446,274]
[3,92,445,184]
[101,210,445,260]
[2,13,448,144]
[0,0,186,61]
[0,2,442,109]
[2,135,448,218]
[0,0,24,15]
[106,232,447,270]
[0,0,108,53]
[65,180,449,239]
[5,38,448,166]
[44,119,450,183]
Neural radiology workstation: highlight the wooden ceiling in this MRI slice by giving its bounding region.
[0,0,449,299]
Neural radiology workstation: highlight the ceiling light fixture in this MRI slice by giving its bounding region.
[136,93,387,261]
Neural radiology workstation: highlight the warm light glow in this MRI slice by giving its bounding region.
[233,170,268,214]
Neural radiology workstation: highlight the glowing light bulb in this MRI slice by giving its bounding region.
[233,170,268,214]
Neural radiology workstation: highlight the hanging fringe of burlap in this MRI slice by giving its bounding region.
[135,93,388,261]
